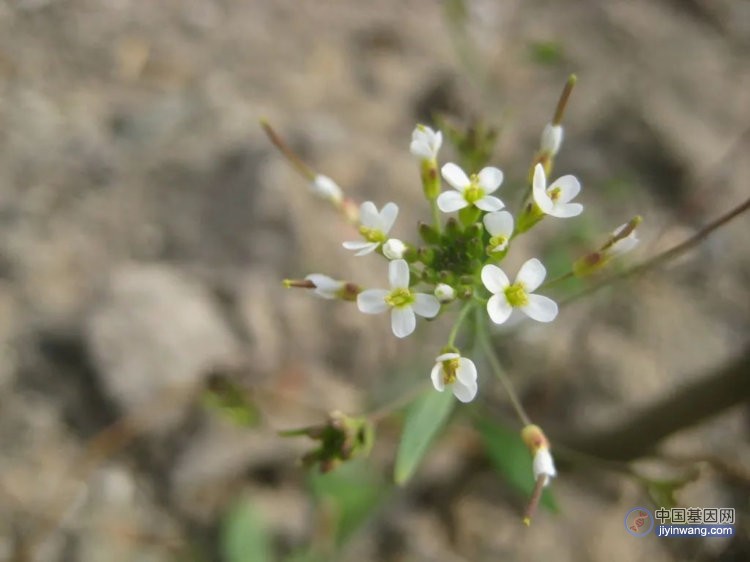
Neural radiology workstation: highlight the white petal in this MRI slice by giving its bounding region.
[481,264,509,294]
[452,379,478,403]
[409,139,432,159]
[435,352,460,362]
[532,164,553,213]
[430,363,445,392]
[343,240,373,251]
[487,294,513,325]
[305,274,341,299]
[521,294,558,323]
[357,290,389,314]
[483,211,514,237]
[477,167,503,193]
[533,448,557,486]
[456,358,478,384]
[377,202,399,234]
[540,124,563,155]
[441,163,470,191]
[311,175,343,202]
[388,259,410,289]
[358,201,379,228]
[432,130,443,153]
[391,307,416,338]
[550,202,583,218]
[550,175,580,203]
[412,293,440,318]
[609,235,639,256]
[437,190,469,212]
[515,258,547,292]
[474,195,504,212]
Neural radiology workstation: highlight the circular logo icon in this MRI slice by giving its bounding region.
[624,507,654,537]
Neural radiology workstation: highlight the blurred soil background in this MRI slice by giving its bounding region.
[0,0,749,560]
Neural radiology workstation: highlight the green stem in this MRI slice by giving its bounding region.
[540,270,574,290]
[447,301,475,347]
[474,309,532,426]
[431,198,442,234]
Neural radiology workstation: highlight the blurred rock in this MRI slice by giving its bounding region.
[85,264,240,431]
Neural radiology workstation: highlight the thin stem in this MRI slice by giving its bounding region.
[540,270,574,290]
[431,198,442,234]
[552,74,577,125]
[367,383,427,423]
[260,119,316,181]
[475,309,532,426]
[448,300,475,347]
[563,195,750,305]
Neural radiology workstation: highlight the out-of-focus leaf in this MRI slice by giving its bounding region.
[645,465,701,510]
[394,389,455,485]
[221,497,272,562]
[476,418,559,512]
[528,41,564,66]
[309,459,385,545]
[201,376,260,427]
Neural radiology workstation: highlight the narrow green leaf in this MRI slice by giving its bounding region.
[476,418,559,512]
[394,390,455,485]
[221,498,272,562]
[309,459,384,545]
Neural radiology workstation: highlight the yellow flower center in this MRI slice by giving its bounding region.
[463,175,485,204]
[384,287,414,308]
[358,226,386,243]
[504,283,529,308]
[548,186,562,202]
[489,235,508,251]
[441,358,460,385]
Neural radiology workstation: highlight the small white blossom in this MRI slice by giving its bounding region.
[305,274,344,300]
[343,201,399,256]
[533,447,557,487]
[532,163,583,218]
[608,222,639,257]
[540,123,563,156]
[311,174,343,204]
[438,163,504,213]
[434,283,456,303]
[382,238,407,260]
[483,211,514,253]
[357,259,440,338]
[430,352,478,403]
[481,258,558,324]
[410,125,442,160]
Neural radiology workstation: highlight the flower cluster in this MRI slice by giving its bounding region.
[271,76,641,519]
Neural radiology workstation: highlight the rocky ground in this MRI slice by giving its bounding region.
[0,0,749,561]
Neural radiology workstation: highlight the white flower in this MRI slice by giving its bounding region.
[608,222,639,257]
[531,163,583,218]
[532,447,557,487]
[410,125,442,160]
[540,123,563,155]
[483,211,514,253]
[437,163,504,213]
[311,174,343,204]
[481,258,558,324]
[343,201,399,256]
[305,274,344,300]
[434,283,456,303]
[382,238,407,260]
[430,352,478,403]
[357,259,440,338]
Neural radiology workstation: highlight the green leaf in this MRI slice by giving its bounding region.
[202,376,260,427]
[394,390,455,485]
[221,497,272,562]
[476,418,559,512]
[309,459,384,545]
[528,41,564,66]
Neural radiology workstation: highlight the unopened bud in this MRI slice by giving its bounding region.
[540,123,563,155]
[311,174,343,204]
[434,283,456,303]
[383,238,407,260]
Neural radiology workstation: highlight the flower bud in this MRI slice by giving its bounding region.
[383,238,407,260]
[434,283,456,303]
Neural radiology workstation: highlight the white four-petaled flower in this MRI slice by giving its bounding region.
[483,211,514,253]
[343,201,399,256]
[357,259,440,338]
[437,163,504,213]
[430,352,478,403]
[531,163,582,218]
[305,274,344,300]
[533,447,557,487]
[481,258,558,324]
[410,125,442,160]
